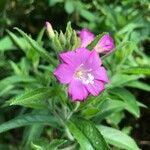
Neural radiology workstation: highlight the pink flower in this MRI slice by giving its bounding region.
[80,28,95,48]
[79,28,115,53]
[95,34,115,53]
[54,48,109,101]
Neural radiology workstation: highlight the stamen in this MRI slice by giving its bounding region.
[75,69,94,85]
[75,70,83,79]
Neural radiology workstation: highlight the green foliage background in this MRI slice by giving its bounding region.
[0,0,150,150]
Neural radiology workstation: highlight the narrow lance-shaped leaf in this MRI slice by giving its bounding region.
[23,125,44,146]
[93,99,125,122]
[6,30,27,51]
[47,139,67,150]
[67,118,109,150]
[107,74,142,88]
[121,66,150,75]
[14,27,57,66]
[110,87,140,118]
[97,125,140,150]
[8,88,53,109]
[125,81,150,92]
[0,114,58,133]
[0,75,36,96]
[36,28,45,44]
[0,36,16,51]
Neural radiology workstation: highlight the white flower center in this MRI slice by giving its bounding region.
[75,69,94,85]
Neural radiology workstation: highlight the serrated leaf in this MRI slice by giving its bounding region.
[6,30,28,51]
[97,125,140,150]
[122,66,150,75]
[67,118,109,150]
[14,28,56,66]
[0,75,36,96]
[8,88,52,109]
[0,114,58,133]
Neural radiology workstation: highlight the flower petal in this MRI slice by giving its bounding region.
[85,80,104,96]
[68,79,89,101]
[59,51,79,68]
[54,64,74,84]
[76,48,91,64]
[93,67,109,82]
[84,50,102,70]
[80,28,95,48]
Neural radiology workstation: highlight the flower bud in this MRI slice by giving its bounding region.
[59,31,66,46]
[45,21,55,39]
[95,34,115,53]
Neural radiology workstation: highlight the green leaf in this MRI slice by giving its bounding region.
[31,139,66,150]
[14,28,56,66]
[48,0,63,6]
[0,75,36,97]
[125,81,150,92]
[6,30,28,51]
[87,33,106,50]
[80,9,96,22]
[8,88,52,109]
[10,61,21,75]
[67,118,109,150]
[122,66,150,75]
[0,36,16,51]
[48,139,67,150]
[93,99,125,122]
[65,0,74,14]
[23,125,44,146]
[36,28,45,44]
[107,111,125,126]
[110,88,140,118]
[115,41,135,65]
[0,114,58,133]
[107,74,142,88]
[82,107,99,118]
[31,142,44,150]
[97,125,140,150]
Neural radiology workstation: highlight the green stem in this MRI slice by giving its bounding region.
[66,102,80,120]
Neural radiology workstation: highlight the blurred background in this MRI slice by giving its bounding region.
[0,0,150,149]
